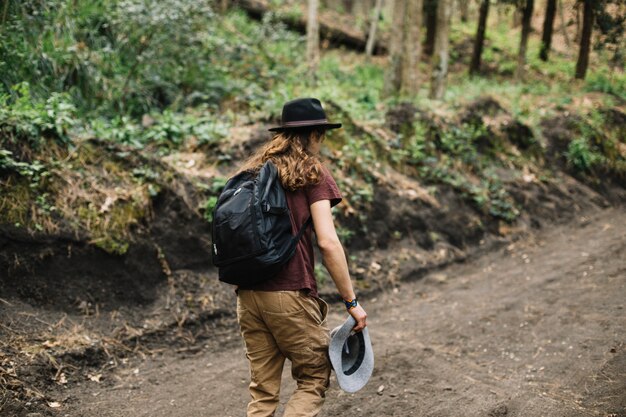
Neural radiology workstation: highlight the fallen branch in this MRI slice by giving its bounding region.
[238,0,388,55]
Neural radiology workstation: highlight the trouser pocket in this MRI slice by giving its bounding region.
[298,291,328,326]
[314,296,329,326]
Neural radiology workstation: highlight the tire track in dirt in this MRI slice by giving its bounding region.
[62,207,626,417]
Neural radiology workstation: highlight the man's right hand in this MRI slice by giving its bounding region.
[349,305,367,332]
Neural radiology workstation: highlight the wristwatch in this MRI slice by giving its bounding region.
[343,297,358,311]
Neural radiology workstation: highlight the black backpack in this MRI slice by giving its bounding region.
[211,160,312,285]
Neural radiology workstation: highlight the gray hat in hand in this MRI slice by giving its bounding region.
[329,315,374,393]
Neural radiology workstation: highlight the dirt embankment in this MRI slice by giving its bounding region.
[2,99,623,311]
[1,98,624,416]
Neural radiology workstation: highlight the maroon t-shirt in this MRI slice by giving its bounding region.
[243,164,342,298]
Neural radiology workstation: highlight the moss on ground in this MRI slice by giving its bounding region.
[1,139,157,254]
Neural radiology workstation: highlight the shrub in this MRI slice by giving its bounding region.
[90,110,229,150]
[0,83,76,148]
[565,138,603,172]
[585,71,626,99]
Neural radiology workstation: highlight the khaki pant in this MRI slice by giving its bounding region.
[237,290,331,417]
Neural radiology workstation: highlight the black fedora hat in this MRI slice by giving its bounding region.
[269,97,342,132]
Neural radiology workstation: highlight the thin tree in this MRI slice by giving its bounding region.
[459,0,469,22]
[429,0,451,99]
[575,0,595,79]
[307,0,320,86]
[402,0,424,94]
[424,0,438,56]
[557,0,572,48]
[515,0,534,80]
[219,0,229,13]
[513,5,522,28]
[366,0,384,56]
[383,0,406,96]
[539,0,557,61]
[469,0,490,76]
[575,1,582,42]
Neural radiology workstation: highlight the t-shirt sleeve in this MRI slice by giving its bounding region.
[306,164,342,208]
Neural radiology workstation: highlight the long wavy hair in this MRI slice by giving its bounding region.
[239,129,325,191]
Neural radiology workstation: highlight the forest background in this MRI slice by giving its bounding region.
[0,0,625,415]
[1,0,624,246]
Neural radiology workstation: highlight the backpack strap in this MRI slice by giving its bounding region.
[294,216,313,242]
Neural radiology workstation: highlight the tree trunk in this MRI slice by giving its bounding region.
[539,0,557,61]
[575,1,582,43]
[402,0,424,94]
[575,0,594,80]
[459,0,469,22]
[557,0,571,48]
[383,0,406,97]
[512,7,522,28]
[342,0,355,13]
[307,0,320,86]
[496,3,506,25]
[424,0,438,56]
[219,0,229,13]
[365,0,384,56]
[469,0,490,76]
[429,0,451,99]
[515,0,534,81]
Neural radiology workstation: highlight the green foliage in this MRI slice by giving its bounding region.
[335,135,377,183]
[0,160,57,232]
[564,110,626,178]
[585,71,626,99]
[76,195,148,255]
[1,0,623,246]
[438,123,488,164]
[92,237,130,255]
[484,179,520,222]
[0,83,76,147]
[0,150,49,188]
[202,177,228,224]
[0,1,305,121]
[314,262,329,286]
[0,0,217,115]
[91,110,229,150]
[203,196,219,224]
[336,225,355,245]
[108,0,217,115]
[565,138,602,172]
[131,166,161,196]
[417,154,520,223]
[0,1,111,103]
[210,177,228,193]
[316,55,384,121]
[408,138,428,165]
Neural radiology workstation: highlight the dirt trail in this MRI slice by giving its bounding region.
[59,207,625,417]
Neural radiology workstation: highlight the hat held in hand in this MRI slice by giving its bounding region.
[328,316,374,393]
[269,97,342,132]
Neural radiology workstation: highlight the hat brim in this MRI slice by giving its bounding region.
[328,316,374,393]
[268,122,342,132]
